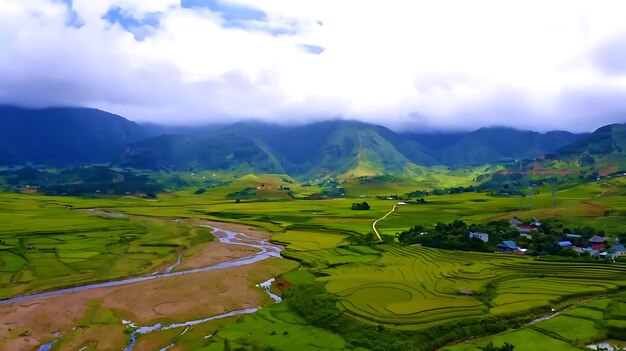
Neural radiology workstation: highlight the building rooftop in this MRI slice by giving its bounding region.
[498,240,518,249]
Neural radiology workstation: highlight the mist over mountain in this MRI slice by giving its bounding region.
[0,106,608,177]
[433,127,584,166]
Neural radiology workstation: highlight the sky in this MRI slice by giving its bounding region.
[1,0,626,132]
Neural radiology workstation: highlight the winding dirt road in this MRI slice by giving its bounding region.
[372,203,401,241]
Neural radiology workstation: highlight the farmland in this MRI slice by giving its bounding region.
[321,245,626,330]
[2,172,626,350]
[443,292,626,351]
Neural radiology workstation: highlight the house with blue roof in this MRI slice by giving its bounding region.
[497,240,518,253]
[558,241,573,248]
[611,244,626,258]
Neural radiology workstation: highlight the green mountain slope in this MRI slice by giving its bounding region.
[0,106,604,177]
[556,124,626,156]
[121,121,429,177]
[438,127,583,165]
[121,132,284,173]
[0,106,145,166]
[297,123,426,178]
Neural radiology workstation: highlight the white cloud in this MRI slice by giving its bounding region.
[1,0,626,132]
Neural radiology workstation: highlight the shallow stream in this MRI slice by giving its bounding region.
[0,222,284,351]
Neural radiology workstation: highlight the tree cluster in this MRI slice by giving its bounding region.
[351,202,371,210]
[398,218,624,258]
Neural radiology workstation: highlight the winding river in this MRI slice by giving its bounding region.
[0,225,282,305]
[1,222,284,350]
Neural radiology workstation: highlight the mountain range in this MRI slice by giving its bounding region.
[0,106,145,166]
[2,105,623,178]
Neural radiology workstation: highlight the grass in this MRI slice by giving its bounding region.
[533,315,604,342]
[199,303,351,351]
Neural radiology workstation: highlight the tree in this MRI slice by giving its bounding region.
[351,202,370,210]
[195,187,206,195]
[480,341,515,351]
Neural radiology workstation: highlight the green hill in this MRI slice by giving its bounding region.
[437,127,583,165]
[0,106,145,166]
[299,123,418,178]
[557,124,626,156]
[121,132,284,173]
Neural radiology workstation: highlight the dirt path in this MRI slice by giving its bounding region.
[372,203,399,241]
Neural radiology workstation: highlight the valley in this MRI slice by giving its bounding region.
[2,167,626,350]
[5,3,626,350]
[2,108,626,351]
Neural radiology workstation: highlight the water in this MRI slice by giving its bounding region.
[38,340,57,351]
[257,278,282,303]
[164,254,182,274]
[528,308,559,324]
[123,308,260,351]
[1,225,283,305]
[21,222,284,351]
[123,274,283,351]
[587,340,626,350]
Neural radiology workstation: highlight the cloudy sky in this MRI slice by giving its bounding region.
[1,0,626,132]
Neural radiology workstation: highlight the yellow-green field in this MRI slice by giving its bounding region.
[2,173,626,350]
[300,244,626,330]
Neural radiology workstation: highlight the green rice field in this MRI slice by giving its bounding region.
[308,245,626,330]
[443,293,626,350]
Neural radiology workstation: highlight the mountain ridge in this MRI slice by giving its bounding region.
[0,105,145,166]
[0,106,611,177]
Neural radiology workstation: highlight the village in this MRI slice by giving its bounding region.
[469,217,626,259]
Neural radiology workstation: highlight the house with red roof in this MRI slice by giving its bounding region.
[517,225,538,234]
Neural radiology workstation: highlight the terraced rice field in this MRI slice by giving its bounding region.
[318,245,626,330]
[284,247,380,269]
[444,293,626,350]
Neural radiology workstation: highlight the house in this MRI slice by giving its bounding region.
[497,240,518,252]
[520,233,533,240]
[397,202,407,205]
[517,225,538,234]
[459,289,473,296]
[589,236,608,244]
[611,244,626,258]
[531,218,542,227]
[469,232,489,243]
[565,233,582,239]
[509,217,523,228]
[591,244,606,251]
[558,241,573,248]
